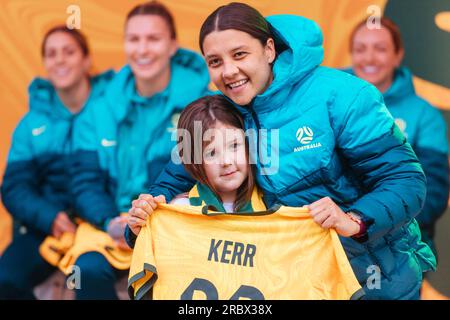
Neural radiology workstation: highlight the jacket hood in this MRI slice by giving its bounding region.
[249,15,324,113]
[28,69,115,119]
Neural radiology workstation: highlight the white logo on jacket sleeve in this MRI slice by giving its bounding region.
[32,125,46,136]
[294,126,322,153]
[101,138,117,147]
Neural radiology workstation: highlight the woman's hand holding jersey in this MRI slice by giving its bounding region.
[307,197,360,237]
[127,194,166,236]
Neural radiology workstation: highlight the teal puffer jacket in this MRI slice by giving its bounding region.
[143,16,435,299]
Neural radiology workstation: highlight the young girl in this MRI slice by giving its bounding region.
[127,94,266,236]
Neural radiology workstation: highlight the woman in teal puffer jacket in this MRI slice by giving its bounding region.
[348,16,449,298]
[0,25,114,299]
[127,3,435,300]
[348,16,449,261]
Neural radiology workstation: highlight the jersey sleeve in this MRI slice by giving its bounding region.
[128,216,157,300]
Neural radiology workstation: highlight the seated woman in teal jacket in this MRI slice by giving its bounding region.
[0,26,113,299]
[70,1,210,299]
[127,3,436,300]
[348,17,449,259]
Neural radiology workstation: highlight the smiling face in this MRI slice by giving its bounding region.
[202,121,249,203]
[43,31,90,90]
[124,14,177,85]
[202,29,276,106]
[351,25,404,93]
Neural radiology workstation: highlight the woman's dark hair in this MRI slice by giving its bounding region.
[41,25,89,57]
[177,95,255,211]
[126,1,177,39]
[199,2,273,54]
[350,17,404,53]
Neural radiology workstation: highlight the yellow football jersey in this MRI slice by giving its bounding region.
[128,203,363,300]
[40,219,132,274]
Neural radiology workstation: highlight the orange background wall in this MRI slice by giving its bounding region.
[9,0,450,253]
